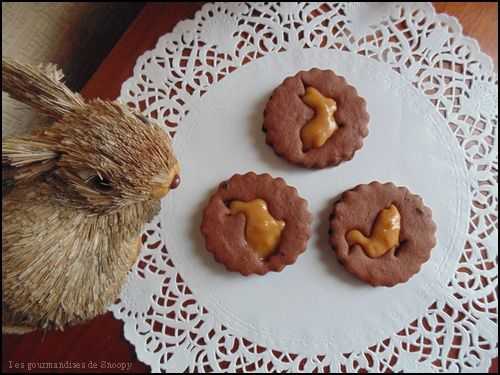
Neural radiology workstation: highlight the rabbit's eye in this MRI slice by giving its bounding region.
[76,169,113,192]
[88,175,113,192]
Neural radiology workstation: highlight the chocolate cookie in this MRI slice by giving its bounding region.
[263,68,369,169]
[201,172,312,276]
[329,182,437,287]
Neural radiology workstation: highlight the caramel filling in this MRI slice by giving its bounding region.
[229,199,285,259]
[346,204,401,258]
[300,87,339,151]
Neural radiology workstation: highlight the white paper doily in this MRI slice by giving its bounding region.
[111,3,498,372]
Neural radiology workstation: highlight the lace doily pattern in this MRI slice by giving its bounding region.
[112,3,498,372]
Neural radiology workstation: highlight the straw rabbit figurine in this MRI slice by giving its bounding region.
[2,58,180,333]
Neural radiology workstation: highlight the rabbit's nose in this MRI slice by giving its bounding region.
[170,174,180,189]
[151,172,180,199]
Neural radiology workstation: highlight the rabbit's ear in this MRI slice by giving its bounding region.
[2,136,58,186]
[2,57,85,120]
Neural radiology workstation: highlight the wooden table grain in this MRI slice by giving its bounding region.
[3,2,497,373]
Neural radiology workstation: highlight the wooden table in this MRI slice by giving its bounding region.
[3,2,497,373]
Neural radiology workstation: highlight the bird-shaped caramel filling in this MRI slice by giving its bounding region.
[229,199,285,259]
[300,87,339,151]
[346,204,401,258]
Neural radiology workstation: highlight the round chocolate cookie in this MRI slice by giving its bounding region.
[263,68,369,169]
[201,172,312,276]
[329,182,437,287]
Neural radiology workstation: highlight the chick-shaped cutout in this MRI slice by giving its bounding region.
[346,204,401,258]
[229,199,286,259]
[300,87,339,151]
